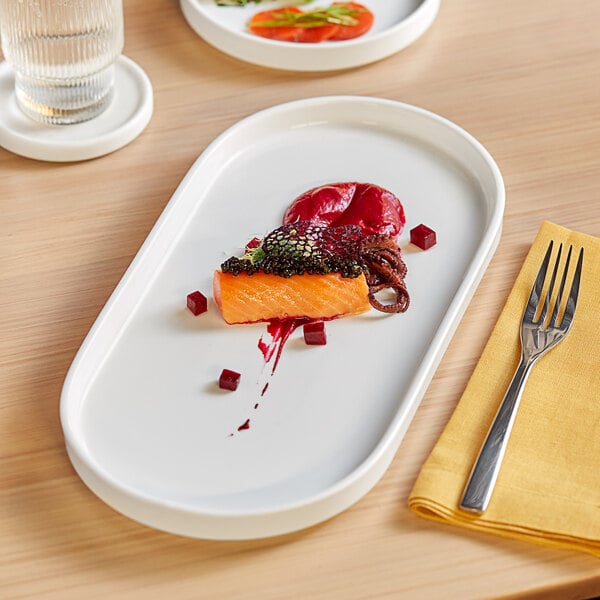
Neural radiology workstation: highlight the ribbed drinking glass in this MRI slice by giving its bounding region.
[0,0,124,125]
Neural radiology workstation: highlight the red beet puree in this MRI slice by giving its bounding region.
[282,182,406,240]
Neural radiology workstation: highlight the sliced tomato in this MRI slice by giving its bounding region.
[295,24,340,43]
[248,2,374,44]
[249,7,340,43]
[249,7,304,42]
[329,2,374,41]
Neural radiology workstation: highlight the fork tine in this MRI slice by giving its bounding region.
[559,247,584,329]
[549,245,572,327]
[523,240,553,323]
[537,243,562,325]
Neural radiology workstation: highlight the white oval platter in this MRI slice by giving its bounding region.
[60,96,504,540]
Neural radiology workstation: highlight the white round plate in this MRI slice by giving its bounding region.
[0,55,153,162]
[60,96,504,540]
[180,0,440,71]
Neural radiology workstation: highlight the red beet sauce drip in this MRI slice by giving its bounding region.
[231,318,308,435]
[258,317,309,375]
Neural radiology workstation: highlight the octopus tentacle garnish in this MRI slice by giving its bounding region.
[359,234,410,313]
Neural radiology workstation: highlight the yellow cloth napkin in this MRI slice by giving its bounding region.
[409,221,600,557]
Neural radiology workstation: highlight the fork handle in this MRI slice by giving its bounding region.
[459,356,534,513]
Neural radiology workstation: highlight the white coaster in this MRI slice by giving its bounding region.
[0,55,153,162]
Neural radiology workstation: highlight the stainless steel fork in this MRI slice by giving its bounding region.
[460,240,584,513]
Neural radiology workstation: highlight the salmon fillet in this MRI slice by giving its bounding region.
[213,270,370,325]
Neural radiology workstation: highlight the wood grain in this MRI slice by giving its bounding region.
[1,0,599,598]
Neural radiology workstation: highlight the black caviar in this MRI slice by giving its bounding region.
[221,221,365,279]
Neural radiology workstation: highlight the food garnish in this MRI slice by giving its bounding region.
[219,368,241,390]
[303,321,327,345]
[186,290,208,315]
[248,2,373,43]
[410,224,437,250]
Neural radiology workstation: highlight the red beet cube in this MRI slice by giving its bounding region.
[187,290,208,315]
[303,321,327,345]
[410,224,437,250]
[219,369,241,391]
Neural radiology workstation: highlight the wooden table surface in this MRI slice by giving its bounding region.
[2,0,599,598]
